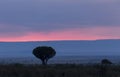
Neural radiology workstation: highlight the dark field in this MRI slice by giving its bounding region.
[0,64,120,77]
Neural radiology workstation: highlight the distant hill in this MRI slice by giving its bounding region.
[0,39,120,57]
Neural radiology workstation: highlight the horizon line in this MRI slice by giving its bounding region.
[0,39,120,42]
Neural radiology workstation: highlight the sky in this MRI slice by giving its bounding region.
[0,0,120,41]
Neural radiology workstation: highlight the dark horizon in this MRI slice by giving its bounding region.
[0,39,120,58]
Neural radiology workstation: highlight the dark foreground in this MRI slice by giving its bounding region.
[0,64,120,77]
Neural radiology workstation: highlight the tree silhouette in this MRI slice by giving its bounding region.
[33,46,56,65]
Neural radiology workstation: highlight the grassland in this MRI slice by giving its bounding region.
[0,63,120,77]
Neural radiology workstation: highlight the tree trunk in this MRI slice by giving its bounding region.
[42,59,48,65]
[42,60,46,65]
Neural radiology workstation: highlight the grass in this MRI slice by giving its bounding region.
[0,63,120,77]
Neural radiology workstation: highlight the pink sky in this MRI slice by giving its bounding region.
[0,0,120,42]
[0,26,120,42]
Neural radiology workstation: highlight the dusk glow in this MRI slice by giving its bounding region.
[0,0,120,41]
[0,26,120,42]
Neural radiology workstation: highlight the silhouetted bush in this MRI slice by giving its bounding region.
[101,59,112,65]
[100,59,113,77]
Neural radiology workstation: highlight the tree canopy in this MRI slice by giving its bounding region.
[33,46,56,65]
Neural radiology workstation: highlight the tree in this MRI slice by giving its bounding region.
[32,46,56,65]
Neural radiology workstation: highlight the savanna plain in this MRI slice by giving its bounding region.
[0,63,120,77]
